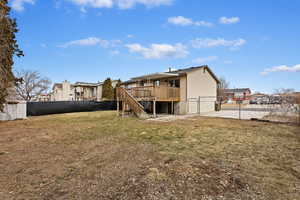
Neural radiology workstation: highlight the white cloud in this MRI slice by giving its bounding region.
[69,0,113,8]
[58,37,122,48]
[40,43,47,48]
[116,0,172,9]
[261,64,300,75]
[190,38,246,49]
[69,0,172,10]
[110,50,120,55]
[80,7,87,13]
[126,43,188,59]
[168,16,193,26]
[127,34,134,38]
[192,56,218,64]
[167,16,213,27]
[224,60,233,64]
[219,16,240,24]
[11,0,35,11]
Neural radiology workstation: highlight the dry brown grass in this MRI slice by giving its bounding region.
[0,111,299,199]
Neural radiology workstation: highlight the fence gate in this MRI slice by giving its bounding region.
[187,98,199,114]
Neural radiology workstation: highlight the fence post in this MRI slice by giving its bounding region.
[239,102,241,120]
[122,101,125,117]
[171,101,174,115]
[117,97,119,116]
[187,99,189,114]
[198,96,201,115]
[298,104,300,125]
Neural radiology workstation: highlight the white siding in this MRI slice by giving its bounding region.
[185,68,217,113]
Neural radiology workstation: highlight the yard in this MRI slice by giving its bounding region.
[0,111,299,200]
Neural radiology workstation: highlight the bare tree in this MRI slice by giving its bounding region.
[274,88,295,95]
[219,77,230,90]
[267,88,299,123]
[289,92,300,125]
[15,70,51,101]
[217,77,230,104]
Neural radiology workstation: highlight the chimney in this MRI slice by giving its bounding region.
[169,67,172,72]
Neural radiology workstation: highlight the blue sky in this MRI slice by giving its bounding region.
[10,0,300,93]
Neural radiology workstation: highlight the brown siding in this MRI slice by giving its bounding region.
[180,76,187,101]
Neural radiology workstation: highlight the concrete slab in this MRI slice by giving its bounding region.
[200,110,269,120]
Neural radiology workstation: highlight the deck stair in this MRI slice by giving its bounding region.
[116,87,149,119]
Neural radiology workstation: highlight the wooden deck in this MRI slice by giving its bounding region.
[126,86,180,102]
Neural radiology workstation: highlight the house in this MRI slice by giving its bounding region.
[117,65,220,117]
[35,94,51,102]
[223,88,251,104]
[50,80,118,101]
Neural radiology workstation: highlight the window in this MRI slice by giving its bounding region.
[175,79,180,87]
[154,80,160,86]
[168,79,180,87]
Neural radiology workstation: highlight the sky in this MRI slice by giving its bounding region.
[10,0,300,93]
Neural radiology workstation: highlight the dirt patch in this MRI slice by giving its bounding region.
[108,159,260,200]
[0,111,299,199]
[147,114,198,122]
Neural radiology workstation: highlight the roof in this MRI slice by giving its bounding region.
[123,65,220,84]
[224,88,251,93]
[166,65,207,74]
[52,83,62,89]
[74,82,101,87]
[131,72,179,81]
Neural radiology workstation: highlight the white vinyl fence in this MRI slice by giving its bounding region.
[0,101,27,121]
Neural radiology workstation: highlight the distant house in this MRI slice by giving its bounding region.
[118,65,220,117]
[50,80,118,101]
[223,88,252,103]
[35,94,51,102]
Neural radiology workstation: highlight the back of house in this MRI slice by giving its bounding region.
[120,65,220,116]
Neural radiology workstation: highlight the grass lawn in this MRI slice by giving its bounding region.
[0,111,299,199]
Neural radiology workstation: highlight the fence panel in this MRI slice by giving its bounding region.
[27,101,117,116]
[185,95,299,125]
[218,95,300,124]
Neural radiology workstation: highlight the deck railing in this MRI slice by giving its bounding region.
[116,87,148,118]
[126,86,180,101]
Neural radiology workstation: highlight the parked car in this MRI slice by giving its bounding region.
[250,100,258,104]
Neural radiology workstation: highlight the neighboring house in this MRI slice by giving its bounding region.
[251,92,269,104]
[35,94,51,102]
[223,88,252,104]
[50,80,118,101]
[118,65,220,116]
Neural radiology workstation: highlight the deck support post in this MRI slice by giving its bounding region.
[171,101,174,115]
[122,101,125,117]
[153,100,156,118]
